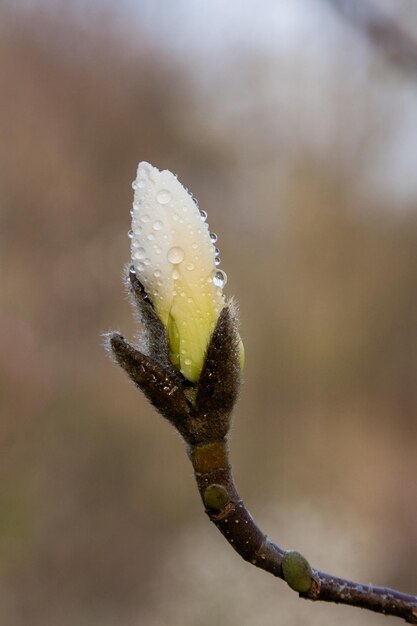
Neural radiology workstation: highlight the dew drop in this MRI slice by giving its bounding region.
[141,214,150,223]
[172,269,180,280]
[132,247,146,261]
[212,269,227,288]
[187,298,193,304]
[191,243,198,250]
[215,257,221,266]
[136,262,145,272]
[143,258,151,266]
[128,229,134,239]
[214,247,220,256]
[147,233,155,241]
[184,358,192,366]
[133,178,146,189]
[167,246,185,264]
[154,269,161,278]
[153,220,163,231]
[156,189,172,205]
[210,232,218,243]
[186,263,194,271]
[199,209,207,221]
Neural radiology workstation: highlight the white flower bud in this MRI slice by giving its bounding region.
[130,162,228,383]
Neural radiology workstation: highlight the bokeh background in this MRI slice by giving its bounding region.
[1,1,416,625]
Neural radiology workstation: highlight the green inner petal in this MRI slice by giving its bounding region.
[167,313,181,368]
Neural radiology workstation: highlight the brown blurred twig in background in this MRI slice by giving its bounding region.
[325,0,417,74]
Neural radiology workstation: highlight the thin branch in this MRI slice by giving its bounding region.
[324,0,417,76]
[188,440,417,624]
[110,271,417,623]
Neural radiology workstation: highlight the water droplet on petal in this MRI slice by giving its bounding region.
[128,229,134,238]
[212,269,227,288]
[153,220,163,231]
[133,175,146,189]
[199,209,207,221]
[186,263,194,271]
[154,270,161,278]
[156,189,172,205]
[132,247,146,261]
[214,247,220,256]
[191,243,198,250]
[210,232,217,243]
[215,257,221,266]
[172,269,180,280]
[167,246,185,264]
[141,214,150,223]
[184,358,192,366]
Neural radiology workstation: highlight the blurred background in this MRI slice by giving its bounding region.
[1,1,416,624]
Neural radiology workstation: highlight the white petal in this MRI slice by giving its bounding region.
[130,162,225,381]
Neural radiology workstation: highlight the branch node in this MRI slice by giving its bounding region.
[282,551,313,594]
[203,484,231,511]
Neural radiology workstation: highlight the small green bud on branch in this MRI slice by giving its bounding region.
[282,551,313,593]
[203,484,231,511]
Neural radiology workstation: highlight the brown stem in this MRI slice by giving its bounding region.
[188,440,417,624]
